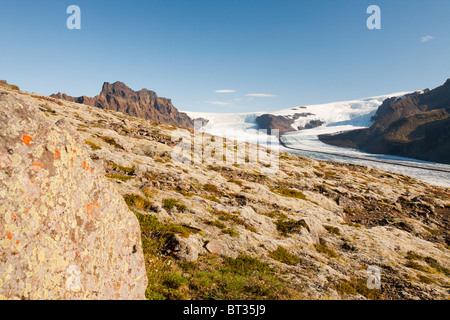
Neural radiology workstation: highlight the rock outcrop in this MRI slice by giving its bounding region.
[319,79,450,164]
[52,81,194,129]
[0,86,147,299]
[255,113,317,134]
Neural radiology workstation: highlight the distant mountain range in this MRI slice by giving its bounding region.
[52,78,450,165]
[52,81,194,129]
[319,79,450,164]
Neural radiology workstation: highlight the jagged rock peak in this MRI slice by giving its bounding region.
[51,81,193,128]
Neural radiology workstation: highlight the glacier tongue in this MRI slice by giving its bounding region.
[185,92,450,188]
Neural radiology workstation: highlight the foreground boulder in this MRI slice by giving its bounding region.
[0,89,147,299]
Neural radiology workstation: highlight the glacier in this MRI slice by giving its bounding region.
[185,93,450,188]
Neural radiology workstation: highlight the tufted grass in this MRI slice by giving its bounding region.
[275,219,309,236]
[335,277,382,300]
[162,198,187,212]
[269,246,301,265]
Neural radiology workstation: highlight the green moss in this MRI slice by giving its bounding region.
[162,272,189,290]
[203,183,219,193]
[275,219,309,236]
[162,198,176,210]
[100,136,123,149]
[124,194,153,212]
[180,254,300,300]
[335,277,382,300]
[404,252,449,276]
[269,246,301,265]
[228,179,243,187]
[405,251,424,261]
[109,160,136,175]
[341,221,362,228]
[133,208,198,240]
[323,225,341,236]
[271,187,308,200]
[222,228,239,237]
[162,198,187,212]
[85,140,102,151]
[206,220,227,230]
[106,173,133,182]
[132,209,202,300]
[314,238,337,258]
[260,211,287,220]
[343,207,357,215]
[38,105,56,114]
[214,210,257,233]
[423,225,440,235]
[404,261,430,273]
[206,195,220,203]
[417,275,434,284]
[423,257,450,276]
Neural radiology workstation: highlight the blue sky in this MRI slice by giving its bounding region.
[0,0,449,112]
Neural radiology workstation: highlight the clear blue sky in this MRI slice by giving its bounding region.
[0,0,449,112]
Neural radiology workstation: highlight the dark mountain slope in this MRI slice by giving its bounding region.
[52,81,194,129]
[319,79,450,164]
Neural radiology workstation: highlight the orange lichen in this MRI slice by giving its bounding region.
[83,161,90,171]
[7,232,13,240]
[22,135,33,146]
[11,213,17,221]
[87,202,100,218]
[55,149,61,161]
[31,162,44,172]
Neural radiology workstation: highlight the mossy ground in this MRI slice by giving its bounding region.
[125,195,303,300]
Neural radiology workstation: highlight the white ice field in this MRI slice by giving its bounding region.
[185,93,450,188]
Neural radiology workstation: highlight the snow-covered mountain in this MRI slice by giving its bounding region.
[186,93,407,141]
[184,92,450,187]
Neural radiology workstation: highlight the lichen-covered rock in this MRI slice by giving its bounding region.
[0,91,147,300]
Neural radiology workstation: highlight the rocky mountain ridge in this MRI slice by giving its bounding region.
[52,81,194,129]
[319,79,450,164]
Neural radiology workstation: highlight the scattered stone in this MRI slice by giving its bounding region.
[162,234,201,262]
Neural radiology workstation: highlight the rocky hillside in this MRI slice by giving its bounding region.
[319,79,450,164]
[1,80,450,300]
[52,81,194,129]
